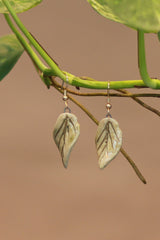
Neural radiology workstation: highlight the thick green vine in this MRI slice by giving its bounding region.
[2,0,160,89]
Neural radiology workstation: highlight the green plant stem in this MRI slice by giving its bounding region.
[63,72,147,89]
[4,14,52,87]
[51,78,160,98]
[4,12,150,91]
[4,14,47,74]
[2,0,65,80]
[3,0,160,90]
[138,30,160,89]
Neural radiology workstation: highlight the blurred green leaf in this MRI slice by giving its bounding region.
[87,0,160,33]
[0,34,24,81]
[0,0,42,13]
[87,0,124,25]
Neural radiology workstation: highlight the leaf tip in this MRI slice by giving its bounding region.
[62,161,68,169]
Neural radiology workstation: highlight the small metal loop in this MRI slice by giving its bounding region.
[106,112,112,118]
[64,106,71,113]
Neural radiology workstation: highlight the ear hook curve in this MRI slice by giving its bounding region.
[62,74,71,113]
[106,80,112,118]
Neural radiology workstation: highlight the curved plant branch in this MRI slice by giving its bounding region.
[50,77,160,97]
[4,14,46,73]
[2,0,160,90]
[138,30,160,89]
[2,0,64,79]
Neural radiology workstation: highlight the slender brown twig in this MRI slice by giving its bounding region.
[50,78,160,98]
[117,89,160,117]
[120,148,147,184]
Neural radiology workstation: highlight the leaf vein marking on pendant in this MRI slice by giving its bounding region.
[108,121,119,141]
[96,124,106,143]
[57,117,68,148]
[54,116,67,139]
[54,115,77,154]
[60,118,68,158]
[68,118,76,132]
[107,123,113,148]
[99,143,108,159]
[97,130,108,151]
[97,120,120,157]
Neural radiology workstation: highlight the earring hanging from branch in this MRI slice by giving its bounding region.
[53,75,80,168]
[95,80,123,169]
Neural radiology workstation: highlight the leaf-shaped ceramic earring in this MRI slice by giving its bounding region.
[95,81,122,169]
[53,75,80,168]
[53,112,80,168]
[95,117,122,169]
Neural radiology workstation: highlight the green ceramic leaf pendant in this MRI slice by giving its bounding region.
[95,117,122,169]
[53,113,80,168]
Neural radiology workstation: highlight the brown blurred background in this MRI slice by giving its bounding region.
[0,1,160,239]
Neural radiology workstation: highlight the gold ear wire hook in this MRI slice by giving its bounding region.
[62,75,68,102]
[106,80,112,116]
[62,75,71,112]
